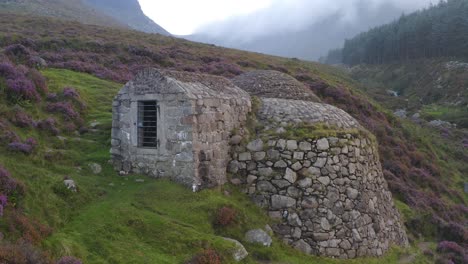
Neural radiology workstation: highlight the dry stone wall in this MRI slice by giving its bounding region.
[228,97,408,259]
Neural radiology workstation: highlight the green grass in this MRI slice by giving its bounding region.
[421,104,468,128]
[0,69,433,263]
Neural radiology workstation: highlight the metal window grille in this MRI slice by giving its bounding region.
[138,101,158,148]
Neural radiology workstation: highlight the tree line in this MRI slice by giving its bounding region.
[320,0,468,65]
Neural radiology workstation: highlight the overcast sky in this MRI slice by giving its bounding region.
[139,0,435,36]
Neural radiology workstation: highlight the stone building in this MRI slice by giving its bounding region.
[111,68,251,188]
[228,98,408,258]
[111,69,408,259]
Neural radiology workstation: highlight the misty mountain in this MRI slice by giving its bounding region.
[328,0,468,65]
[0,0,169,36]
[84,0,170,35]
[185,1,427,61]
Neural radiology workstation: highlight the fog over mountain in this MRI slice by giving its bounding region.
[186,0,434,60]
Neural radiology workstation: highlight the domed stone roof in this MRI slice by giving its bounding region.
[232,70,321,102]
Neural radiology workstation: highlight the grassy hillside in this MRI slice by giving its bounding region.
[0,68,432,263]
[0,0,126,30]
[0,12,466,263]
[349,59,468,128]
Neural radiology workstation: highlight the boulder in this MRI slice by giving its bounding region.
[223,237,248,262]
[63,179,77,192]
[88,163,102,174]
[245,229,272,247]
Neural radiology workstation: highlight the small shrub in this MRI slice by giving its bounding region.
[0,165,24,196]
[8,142,33,154]
[0,194,7,217]
[46,102,80,121]
[0,61,17,78]
[11,110,33,128]
[37,117,60,135]
[46,93,58,101]
[56,256,82,264]
[6,76,41,102]
[0,241,51,264]
[436,241,467,264]
[62,87,79,98]
[187,249,222,264]
[215,206,237,227]
[29,69,48,94]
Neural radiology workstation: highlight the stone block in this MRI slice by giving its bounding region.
[239,152,252,161]
[271,195,296,209]
[317,138,330,150]
[284,168,297,183]
[286,140,298,150]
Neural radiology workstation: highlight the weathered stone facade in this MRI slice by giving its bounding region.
[111,69,408,259]
[233,70,321,102]
[228,98,408,259]
[111,68,251,187]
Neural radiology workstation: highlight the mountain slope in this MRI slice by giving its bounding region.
[323,0,468,65]
[0,12,465,264]
[83,0,170,35]
[0,0,169,35]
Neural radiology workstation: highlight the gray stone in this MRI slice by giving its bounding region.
[276,139,286,150]
[316,138,330,150]
[304,166,321,177]
[339,240,352,250]
[229,135,243,145]
[293,152,304,160]
[257,181,277,193]
[352,229,362,242]
[247,175,257,185]
[63,179,77,192]
[228,160,239,174]
[245,229,272,247]
[297,178,312,188]
[346,188,359,199]
[299,141,312,151]
[288,213,302,226]
[326,248,341,257]
[313,233,330,241]
[88,163,102,174]
[293,239,312,254]
[253,152,266,161]
[318,176,331,186]
[258,167,273,177]
[286,140,298,150]
[314,157,327,168]
[291,162,303,171]
[247,139,264,151]
[301,197,319,209]
[222,237,248,261]
[274,160,288,168]
[276,127,286,134]
[271,195,296,209]
[284,168,297,183]
[320,218,331,231]
[267,149,280,160]
[239,152,252,161]
[287,186,301,198]
[272,180,291,189]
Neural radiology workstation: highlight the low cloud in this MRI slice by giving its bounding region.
[195,0,434,40]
